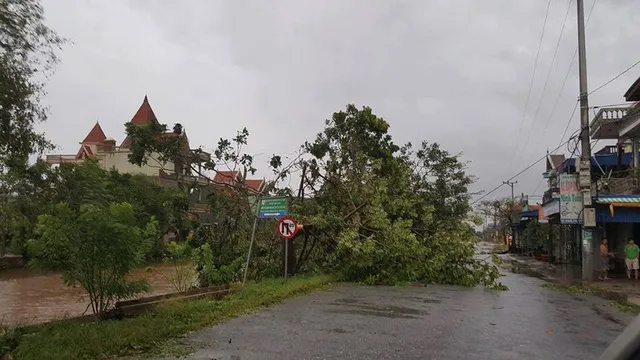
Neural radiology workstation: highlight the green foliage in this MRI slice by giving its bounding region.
[492,243,509,254]
[28,202,154,314]
[523,220,547,249]
[0,159,58,256]
[194,243,244,287]
[0,0,64,172]
[1,159,188,259]
[161,241,197,292]
[125,103,504,288]
[292,104,503,287]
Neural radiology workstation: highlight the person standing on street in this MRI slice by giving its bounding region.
[624,238,640,280]
[600,239,614,280]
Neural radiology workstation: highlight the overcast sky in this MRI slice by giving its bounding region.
[39,0,640,202]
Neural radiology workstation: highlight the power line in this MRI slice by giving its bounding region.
[532,177,545,196]
[529,0,598,161]
[558,99,580,147]
[507,0,553,172]
[472,134,576,206]
[522,0,574,158]
[588,58,640,96]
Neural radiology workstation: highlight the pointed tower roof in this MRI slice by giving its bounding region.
[130,95,159,126]
[82,122,107,143]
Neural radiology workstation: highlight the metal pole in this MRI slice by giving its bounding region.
[242,196,262,284]
[502,180,517,221]
[503,181,517,249]
[577,0,593,281]
[284,238,289,279]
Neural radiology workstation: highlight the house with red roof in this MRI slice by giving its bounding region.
[45,96,267,216]
[46,96,192,178]
[212,170,265,194]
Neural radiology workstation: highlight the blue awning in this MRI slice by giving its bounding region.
[596,204,640,223]
[563,153,632,172]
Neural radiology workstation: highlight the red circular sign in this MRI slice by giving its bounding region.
[277,217,298,239]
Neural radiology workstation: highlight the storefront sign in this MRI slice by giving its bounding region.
[559,174,581,224]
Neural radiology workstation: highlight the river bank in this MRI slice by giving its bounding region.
[0,263,192,325]
[0,255,23,271]
[0,275,333,360]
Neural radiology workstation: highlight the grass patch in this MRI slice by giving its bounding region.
[541,283,596,295]
[612,301,640,314]
[491,243,508,254]
[0,274,334,360]
[541,282,640,314]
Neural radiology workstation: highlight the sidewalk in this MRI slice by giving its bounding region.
[504,254,640,305]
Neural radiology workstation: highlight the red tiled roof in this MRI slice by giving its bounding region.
[214,171,239,183]
[245,179,264,191]
[130,95,158,126]
[82,122,107,143]
[212,171,264,194]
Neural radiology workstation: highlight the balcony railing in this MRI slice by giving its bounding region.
[590,106,632,139]
[590,107,630,128]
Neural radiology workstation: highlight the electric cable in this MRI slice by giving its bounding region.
[507,0,553,172]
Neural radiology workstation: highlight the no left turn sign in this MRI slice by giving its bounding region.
[277,217,298,239]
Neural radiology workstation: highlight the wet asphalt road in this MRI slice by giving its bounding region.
[159,245,632,360]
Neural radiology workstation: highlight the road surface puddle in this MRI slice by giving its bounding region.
[327,298,427,319]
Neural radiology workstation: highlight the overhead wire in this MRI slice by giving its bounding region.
[476,0,600,205]
[588,59,640,96]
[521,0,574,159]
[558,99,580,148]
[530,0,598,159]
[507,0,553,172]
[471,134,577,206]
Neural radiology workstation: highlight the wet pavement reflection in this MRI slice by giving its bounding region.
[0,264,189,325]
[159,244,630,360]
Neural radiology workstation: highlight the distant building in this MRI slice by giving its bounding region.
[46,96,189,178]
[45,96,266,221]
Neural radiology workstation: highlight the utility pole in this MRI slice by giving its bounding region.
[503,180,517,218]
[503,181,517,202]
[493,202,499,243]
[577,0,593,281]
[503,181,517,250]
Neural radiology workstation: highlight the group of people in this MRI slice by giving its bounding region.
[600,238,640,280]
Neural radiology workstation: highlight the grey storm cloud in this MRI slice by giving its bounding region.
[40,0,640,202]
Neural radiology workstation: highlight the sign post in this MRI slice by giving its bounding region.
[242,196,288,284]
[277,217,298,279]
[259,197,287,218]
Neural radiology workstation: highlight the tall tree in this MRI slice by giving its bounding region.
[296,105,502,286]
[0,0,64,172]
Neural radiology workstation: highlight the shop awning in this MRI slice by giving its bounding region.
[594,195,640,204]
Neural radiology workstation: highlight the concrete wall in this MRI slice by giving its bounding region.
[103,151,174,176]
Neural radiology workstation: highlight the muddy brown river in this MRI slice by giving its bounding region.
[0,264,192,326]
